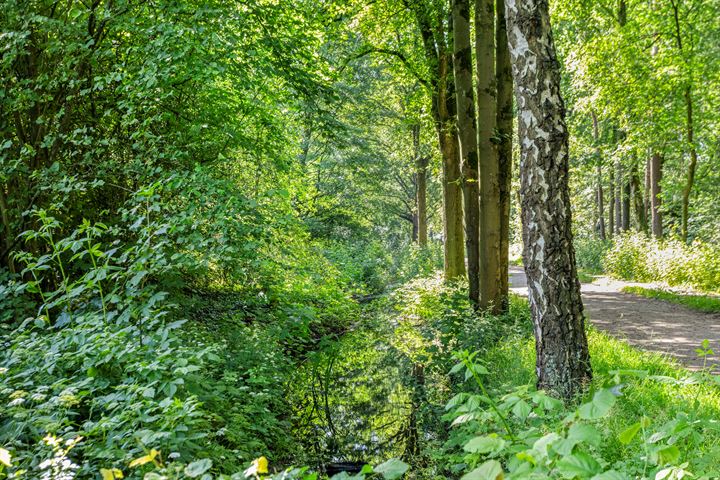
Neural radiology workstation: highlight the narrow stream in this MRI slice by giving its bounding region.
[286,294,447,472]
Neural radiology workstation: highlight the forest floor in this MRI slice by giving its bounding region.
[509,266,720,371]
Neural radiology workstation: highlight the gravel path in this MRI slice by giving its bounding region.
[509,266,720,371]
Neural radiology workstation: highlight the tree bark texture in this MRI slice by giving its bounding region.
[453,0,481,303]
[650,152,663,239]
[681,87,697,242]
[630,161,647,232]
[496,0,513,312]
[476,0,502,313]
[413,124,429,248]
[591,111,605,241]
[614,159,621,235]
[505,0,592,399]
[608,166,615,237]
[622,181,630,231]
[413,3,466,279]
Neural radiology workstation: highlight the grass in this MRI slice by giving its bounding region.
[482,319,720,474]
[622,285,720,313]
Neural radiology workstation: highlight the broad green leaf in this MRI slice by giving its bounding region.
[463,435,506,454]
[618,423,642,445]
[461,460,504,480]
[578,389,616,420]
[374,458,409,480]
[657,445,680,465]
[512,400,532,420]
[184,458,212,477]
[556,452,602,478]
[568,423,601,447]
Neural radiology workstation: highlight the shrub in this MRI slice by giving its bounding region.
[604,233,720,291]
[574,236,611,274]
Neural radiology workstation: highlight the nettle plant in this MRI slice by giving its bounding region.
[443,351,718,480]
[0,184,227,476]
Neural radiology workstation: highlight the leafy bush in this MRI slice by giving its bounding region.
[604,233,720,291]
[443,345,720,479]
[574,237,611,274]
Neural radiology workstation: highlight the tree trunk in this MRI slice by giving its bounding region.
[505,0,592,400]
[476,0,501,313]
[650,152,663,239]
[681,87,697,242]
[591,111,605,241]
[0,184,16,273]
[413,124,429,248]
[496,0,513,312]
[440,126,466,278]
[622,181,630,231]
[413,4,466,279]
[453,0,481,303]
[614,159,621,235]
[608,166,615,238]
[670,0,697,243]
[630,161,647,232]
[644,156,651,225]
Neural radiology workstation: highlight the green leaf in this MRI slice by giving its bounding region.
[184,458,212,477]
[556,452,602,478]
[512,400,532,420]
[618,422,642,445]
[463,435,506,454]
[374,458,409,480]
[568,423,601,447]
[578,389,616,420]
[460,460,504,480]
[657,445,680,465]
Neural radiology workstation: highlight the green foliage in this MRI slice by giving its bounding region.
[444,344,720,479]
[574,237,611,274]
[604,233,720,291]
[622,286,720,313]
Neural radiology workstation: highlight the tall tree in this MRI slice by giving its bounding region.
[413,124,429,248]
[476,0,502,313]
[452,0,481,303]
[412,2,466,279]
[591,111,606,240]
[505,0,592,399]
[650,152,663,239]
[495,0,513,311]
[670,0,698,242]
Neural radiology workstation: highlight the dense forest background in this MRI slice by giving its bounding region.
[1,0,719,479]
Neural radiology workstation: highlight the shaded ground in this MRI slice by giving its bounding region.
[509,266,720,371]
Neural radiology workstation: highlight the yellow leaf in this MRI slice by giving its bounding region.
[256,456,268,474]
[129,449,159,468]
[100,468,124,480]
[0,447,11,467]
[243,456,269,477]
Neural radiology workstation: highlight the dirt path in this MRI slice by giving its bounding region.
[509,266,720,371]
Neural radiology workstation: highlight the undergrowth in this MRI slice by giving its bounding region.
[604,233,720,292]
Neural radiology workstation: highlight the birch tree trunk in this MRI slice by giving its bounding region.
[496,0,513,312]
[452,0,481,303]
[476,0,502,313]
[505,0,591,399]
